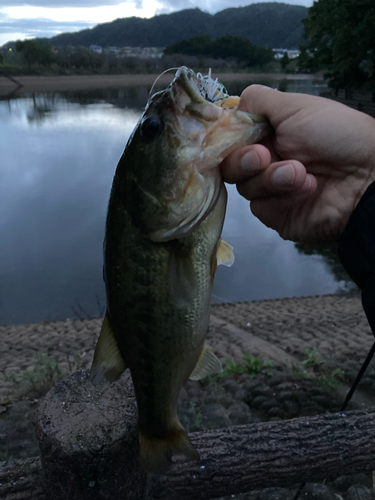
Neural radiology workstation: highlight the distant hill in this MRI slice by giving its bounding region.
[47,3,307,50]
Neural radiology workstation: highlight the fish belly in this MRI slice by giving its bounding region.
[104,183,227,471]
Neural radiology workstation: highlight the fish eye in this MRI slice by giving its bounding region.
[140,115,164,142]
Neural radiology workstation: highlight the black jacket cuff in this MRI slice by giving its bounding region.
[338,181,375,333]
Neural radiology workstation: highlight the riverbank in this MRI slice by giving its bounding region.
[0,292,371,409]
[3,72,374,120]
[0,72,316,96]
[2,292,375,499]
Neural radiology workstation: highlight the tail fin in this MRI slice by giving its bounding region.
[139,426,199,473]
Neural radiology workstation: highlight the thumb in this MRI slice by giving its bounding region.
[238,85,284,120]
[238,85,316,129]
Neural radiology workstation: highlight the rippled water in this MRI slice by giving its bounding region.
[0,76,349,325]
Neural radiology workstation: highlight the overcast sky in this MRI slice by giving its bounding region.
[0,0,313,47]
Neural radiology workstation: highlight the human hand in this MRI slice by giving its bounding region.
[221,85,375,243]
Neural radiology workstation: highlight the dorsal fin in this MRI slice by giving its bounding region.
[189,344,222,381]
[217,238,234,267]
[90,314,127,385]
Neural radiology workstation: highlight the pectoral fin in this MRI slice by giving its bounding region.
[189,344,222,380]
[90,313,127,385]
[217,238,234,267]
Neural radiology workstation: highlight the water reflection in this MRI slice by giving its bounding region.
[295,242,352,285]
[1,76,351,326]
[215,185,352,304]
[221,76,328,97]
[1,94,139,325]
[61,87,150,111]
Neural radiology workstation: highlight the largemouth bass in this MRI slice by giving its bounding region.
[90,67,270,472]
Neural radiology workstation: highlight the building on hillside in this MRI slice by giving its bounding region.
[89,45,103,54]
[107,46,163,58]
[273,49,300,59]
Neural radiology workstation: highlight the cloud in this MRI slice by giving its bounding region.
[156,0,312,13]
[156,0,195,11]
[1,1,127,7]
[0,15,94,37]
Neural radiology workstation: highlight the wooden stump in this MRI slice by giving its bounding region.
[36,370,147,500]
[36,370,375,500]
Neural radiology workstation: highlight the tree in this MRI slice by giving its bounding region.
[16,39,53,68]
[164,34,274,68]
[163,35,213,57]
[299,0,375,90]
[280,52,290,70]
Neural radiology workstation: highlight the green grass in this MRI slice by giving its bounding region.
[3,350,83,401]
[301,347,322,368]
[4,351,62,399]
[219,352,273,378]
[189,401,204,430]
[316,368,345,388]
[293,353,345,388]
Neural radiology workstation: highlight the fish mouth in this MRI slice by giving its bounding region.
[174,66,227,105]
[172,66,270,132]
[170,66,271,174]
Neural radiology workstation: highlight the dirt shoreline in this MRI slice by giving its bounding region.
[0,72,316,96]
[0,291,370,407]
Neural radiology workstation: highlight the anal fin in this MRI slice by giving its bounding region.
[90,313,127,385]
[189,344,222,381]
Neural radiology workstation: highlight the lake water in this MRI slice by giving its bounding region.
[0,75,350,326]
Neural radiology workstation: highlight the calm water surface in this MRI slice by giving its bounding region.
[0,76,349,325]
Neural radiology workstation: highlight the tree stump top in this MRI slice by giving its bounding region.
[36,370,146,500]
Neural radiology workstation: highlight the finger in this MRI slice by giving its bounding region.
[249,177,318,243]
[236,160,315,200]
[221,144,271,184]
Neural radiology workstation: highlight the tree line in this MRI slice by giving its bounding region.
[5,39,274,75]
[164,35,274,67]
[2,0,374,91]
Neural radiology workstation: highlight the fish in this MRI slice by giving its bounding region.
[90,66,271,472]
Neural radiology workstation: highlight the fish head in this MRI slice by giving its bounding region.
[119,66,271,241]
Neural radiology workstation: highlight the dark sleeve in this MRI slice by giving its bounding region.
[338,181,375,334]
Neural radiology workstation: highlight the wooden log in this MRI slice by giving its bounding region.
[0,457,44,500]
[36,370,375,500]
[148,411,375,499]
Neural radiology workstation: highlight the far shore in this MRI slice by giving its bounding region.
[0,72,319,96]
